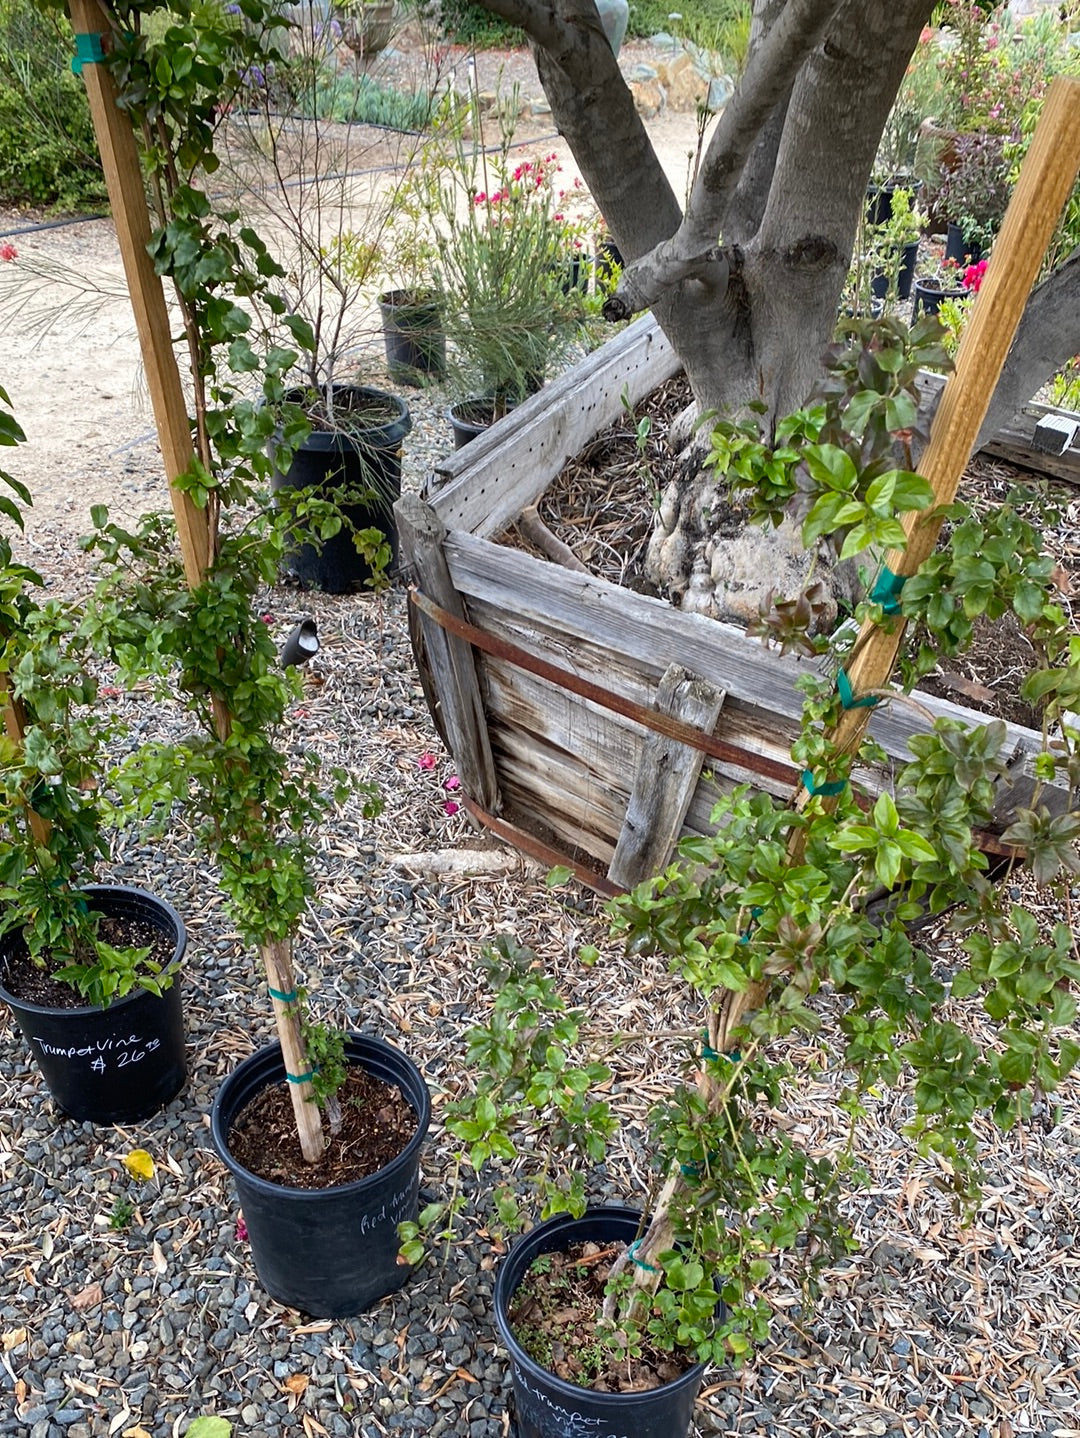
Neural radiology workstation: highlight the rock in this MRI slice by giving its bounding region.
[628,75,666,118]
[708,75,734,111]
[656,51,710,111]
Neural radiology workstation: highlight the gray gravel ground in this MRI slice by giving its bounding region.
[2,370,1080,1438]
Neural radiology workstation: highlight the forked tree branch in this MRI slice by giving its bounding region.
[604,0,844,317]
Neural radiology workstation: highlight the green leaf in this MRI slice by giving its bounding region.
[884,392,917,432]
[804,443,858,492]
[950,969,979,999]
[546,865,573,887]
[283,314,316,350]
[186,1421,233,1438]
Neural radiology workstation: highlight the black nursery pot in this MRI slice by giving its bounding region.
[871,240,919,302]
[377,289,447,384]
[0,885,187,1125]
[211,1034,431,1318]
[911,279,968,318]
[944,222,982,267]
[446,395,525,451]
[494,1207,709,1438]
[446,398,493,450]
[271,386,412,594]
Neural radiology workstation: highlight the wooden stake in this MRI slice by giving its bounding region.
[67,0,209,589]
[70,1,324,1162]
[262,937,326,1163]
[0,671,50,846]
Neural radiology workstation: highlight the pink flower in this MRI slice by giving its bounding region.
[0,243,16,262]
[444,774,460,791]
[964,259,989,293]
[474,191,486,204]
[235,1216,249,1242]
[260,611,275,623]
[418,752,437,771]
[443,800,460,816]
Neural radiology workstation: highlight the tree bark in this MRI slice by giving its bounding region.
[979,246,1080,447]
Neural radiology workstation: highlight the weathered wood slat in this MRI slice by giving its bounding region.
[427,316,680,538]
[492,729,622,861]
[609,665,726,889]
[395,495,500,812]
[443,527,1049,775]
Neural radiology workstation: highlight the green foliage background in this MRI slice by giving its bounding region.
[0,0,106,211]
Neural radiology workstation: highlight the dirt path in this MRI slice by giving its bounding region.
[0,40,703,576]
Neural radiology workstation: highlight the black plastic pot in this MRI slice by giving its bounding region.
[0,885,187,1124]
[494,1207,709,1438]
[912,278,968,318]
[865,176,924,228]
[211,1033,431,1318]
[944,223,982,267]
[446,396,525,451]
[271,385,412,594]
[377,289,446,384]
[557,253,588,295]
[595,236,623,290]
[871,240,919,302]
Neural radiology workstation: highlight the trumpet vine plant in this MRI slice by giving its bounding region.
[54,0,381,1159]
[434,314,1080,1368]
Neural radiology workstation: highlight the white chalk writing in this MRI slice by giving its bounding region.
[34,1035,162,1069]
[357,1182,415,1238]
[514,1366,632,1438]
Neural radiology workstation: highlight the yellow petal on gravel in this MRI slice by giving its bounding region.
[122,1149,155,1181]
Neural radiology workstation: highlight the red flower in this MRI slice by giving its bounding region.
[418,752,437,771]
[0,243,17,262]
[443,799,460,816]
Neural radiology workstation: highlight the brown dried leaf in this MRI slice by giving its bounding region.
[1,1328,26,1351]
[282,1374,309,1397]
[70,1283,103,1312]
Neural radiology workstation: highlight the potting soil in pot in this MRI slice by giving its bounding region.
[508,1240,695,1393]
[227,1065,416,1188]
[0,913,175,1009]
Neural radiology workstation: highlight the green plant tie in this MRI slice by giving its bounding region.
[801,769,848,797]
[285,1069,315,1085]
[701,1037,742,1066]
[268,985,298,1004]
[71,33,105,75]
[626,1239,660,1273]
[836,669,878,710]
[870,566,906,614]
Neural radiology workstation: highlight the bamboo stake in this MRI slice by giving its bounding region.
[69,0,324,1163]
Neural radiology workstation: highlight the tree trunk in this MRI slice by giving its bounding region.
[481,0,1080,617]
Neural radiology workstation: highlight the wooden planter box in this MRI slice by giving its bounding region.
[396,316,1066,895]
